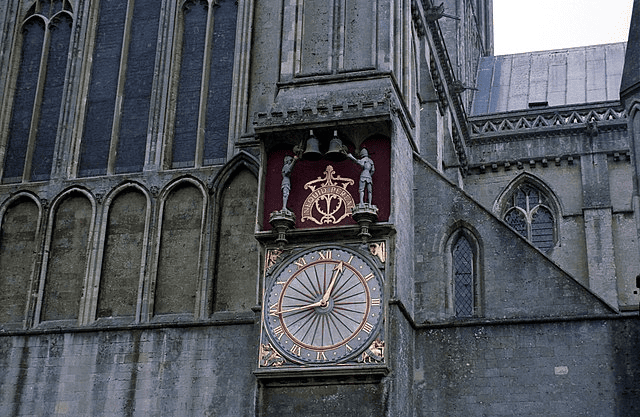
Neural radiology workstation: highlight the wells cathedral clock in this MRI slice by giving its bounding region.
[256,128,390,373]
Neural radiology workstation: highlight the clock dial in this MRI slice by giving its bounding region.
[263,246,383,364]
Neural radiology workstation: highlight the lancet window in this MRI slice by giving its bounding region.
[169,0,237,169]
[78,0,162,176]
[2,0,73,183]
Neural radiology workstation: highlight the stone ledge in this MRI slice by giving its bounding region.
[0,310,257,337]
[254,364,389,382]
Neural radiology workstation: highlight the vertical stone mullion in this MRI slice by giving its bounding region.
[22,18,51,182]
[80,195,103,325]
[106,0,136,175]
[195,2,215,168]
[147,0,176,171]
[54,2,87,181]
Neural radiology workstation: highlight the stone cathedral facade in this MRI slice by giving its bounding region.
[0,0,639,415]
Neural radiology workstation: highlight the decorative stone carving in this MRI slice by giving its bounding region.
[269,210,296,248]
[352,205,378,242]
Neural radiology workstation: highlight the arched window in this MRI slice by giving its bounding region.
[503,183,556,252]
[78,0,162,176]
[452,235,474,317]
[447,227,481,318]
[169,0,237,169]
[3,0,73,183]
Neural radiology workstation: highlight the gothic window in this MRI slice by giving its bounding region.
[503,183,556,252]
[78,0,161,176]
[452,234,474,317]
[170,0,237,169]
[3,1,73,183]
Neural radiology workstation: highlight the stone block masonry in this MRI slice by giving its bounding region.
[0,325,256,417]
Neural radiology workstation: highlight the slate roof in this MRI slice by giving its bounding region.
[471,43,627,116]
[621,0,640,98]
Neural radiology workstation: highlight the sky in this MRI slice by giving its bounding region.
[493,0,634,55]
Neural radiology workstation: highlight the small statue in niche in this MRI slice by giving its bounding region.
[281,153,299,212]
[346,148,375,205]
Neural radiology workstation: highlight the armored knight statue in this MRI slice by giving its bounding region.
[281,154,298,212]
[346,148,375,205]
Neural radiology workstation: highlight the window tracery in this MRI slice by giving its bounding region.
[503,183,556,252]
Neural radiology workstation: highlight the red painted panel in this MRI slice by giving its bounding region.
[263,136,390,230]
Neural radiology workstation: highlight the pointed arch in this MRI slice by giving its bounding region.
[209,150,260,192]
[210,152,259,313]
[37,187,95,324]
[95,182,151,321]
[151,177,208,317]
[443,223,483,318]
[2,2,73,183]
[0,192,43,327]
[627,100,640,119]
[494,173,561,253]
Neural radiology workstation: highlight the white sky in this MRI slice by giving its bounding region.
[493,0,634,55]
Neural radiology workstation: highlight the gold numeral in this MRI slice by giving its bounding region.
[345,344,353,352]
[290,344,302,356]
[362,322,373,334]
[276,281,286,285]
[364,273,374,282]
[316,351,327,361]
[347,255,354,264]
[371,298,381,306]
[269,303,279,316]
[273,326,285,340]
[318,250,332,260]
[294,257,307,269]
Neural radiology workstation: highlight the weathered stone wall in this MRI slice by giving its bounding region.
[413,318,640,417]
[413,158,614,324]
[464,126,639,309]
[214,169,259,312]
[0,196,40,326]
[0,325,257,417]
[98,189,147,319]
[155,183,205,316]
[42,192,93,323]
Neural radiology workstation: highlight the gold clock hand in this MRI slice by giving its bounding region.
[275,300,323,315]
[320,261,343,306]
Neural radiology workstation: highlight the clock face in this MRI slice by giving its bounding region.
[262,246,384,364]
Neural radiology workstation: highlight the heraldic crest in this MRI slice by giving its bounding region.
[301,165,355,225]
